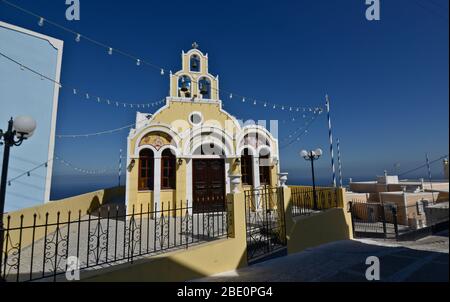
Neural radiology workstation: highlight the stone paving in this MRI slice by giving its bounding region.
[193,231,449,282]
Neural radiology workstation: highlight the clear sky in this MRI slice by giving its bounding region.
[0,0,448,199]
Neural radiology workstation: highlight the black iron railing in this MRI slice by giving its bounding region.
[1,201,229,282]
[349,200,450,240]
[244,186,286,263]
[290,186,340,217]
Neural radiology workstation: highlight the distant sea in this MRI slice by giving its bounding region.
[50,173,440,201]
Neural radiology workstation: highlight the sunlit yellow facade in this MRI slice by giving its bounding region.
[126,45,281,214]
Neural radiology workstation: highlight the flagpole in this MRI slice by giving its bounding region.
[326,94,337,187]
[337,138,343,188]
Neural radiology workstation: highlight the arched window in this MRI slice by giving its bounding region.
[241,149,253,186]
[161,149,176,189]
[259,151,271,186]
[139,149,154,191]
[178,75,192,97]
[198,77,211,99]
[190,54,200,72]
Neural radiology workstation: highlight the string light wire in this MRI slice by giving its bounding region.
[0,0,322,114]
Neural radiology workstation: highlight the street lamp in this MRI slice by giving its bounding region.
[300,148,323,210]
[0,116,36,280]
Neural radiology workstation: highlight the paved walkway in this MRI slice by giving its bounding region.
[193,231,449,282]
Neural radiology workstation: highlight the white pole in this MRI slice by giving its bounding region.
[326,95,337,187]
[337,139,343,188]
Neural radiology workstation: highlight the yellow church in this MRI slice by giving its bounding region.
[125,44,283,214]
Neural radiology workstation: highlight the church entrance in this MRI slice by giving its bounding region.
[192,159,226,213]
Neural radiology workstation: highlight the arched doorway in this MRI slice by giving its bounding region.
[191,143,226,213]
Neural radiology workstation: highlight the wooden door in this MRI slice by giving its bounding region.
[193,159,226,213]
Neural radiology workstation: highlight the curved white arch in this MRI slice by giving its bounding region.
[158,144,181,157]
[188,136,232,157]
[237,145,257,157]
[237,125,278,158]
[132,125,181,157]
[257,145,272,157]
[136,145,159,157]
[181,125,235,157]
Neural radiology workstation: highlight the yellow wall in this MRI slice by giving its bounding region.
[282,186,353,255]
[80,191,248,282]
[2,186,125,249]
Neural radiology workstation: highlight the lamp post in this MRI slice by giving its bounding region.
[0,116,36,280]
[300,148,323,210]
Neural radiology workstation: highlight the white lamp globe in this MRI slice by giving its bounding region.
[300,150,308,158]
[13,116,37,138]
[314,148,323,157]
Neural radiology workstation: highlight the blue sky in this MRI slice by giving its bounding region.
[0,0,448,199]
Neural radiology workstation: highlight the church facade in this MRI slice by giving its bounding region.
[126,45,282,214]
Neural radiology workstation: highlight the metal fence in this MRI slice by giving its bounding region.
[244,186,286,263]
[290,186,340,217]
[349,200,449,240]
[1,201,229,282]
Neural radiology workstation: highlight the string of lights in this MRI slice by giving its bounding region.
[6,159,51,186]
[280,113,321,143]
[1,0,323,114]
[6,156,119,186]
[397,154,449,178]
[280,113,323,149]
[56,123,136,138]
[0,51,166,109]
[55,156,117,175]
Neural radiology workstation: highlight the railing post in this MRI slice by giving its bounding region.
[348,201,356,238]
[381,205,387,238]
[392,206,399,239]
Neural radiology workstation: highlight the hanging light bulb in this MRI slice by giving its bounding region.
[281,106,285,110]
[229,93,233,99]
[264,102,267,107]
[242,97,246,103]
[97,97,101,103]
[20,65,24,71]
[108,47,113,55]
[8,181,11,186]
[289,107,293,111]
[73,89,77,95]
[253,100,257,105]
[75,34,81,42]
[27,172,31,177]
[38,17,44,27]
[296,108,299,112]
[44,163,48,168]
[85,93,90,99]
[160,69,165,75]
[273,105,276,109]
[136,59,141,66]
[292,118,295,121]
